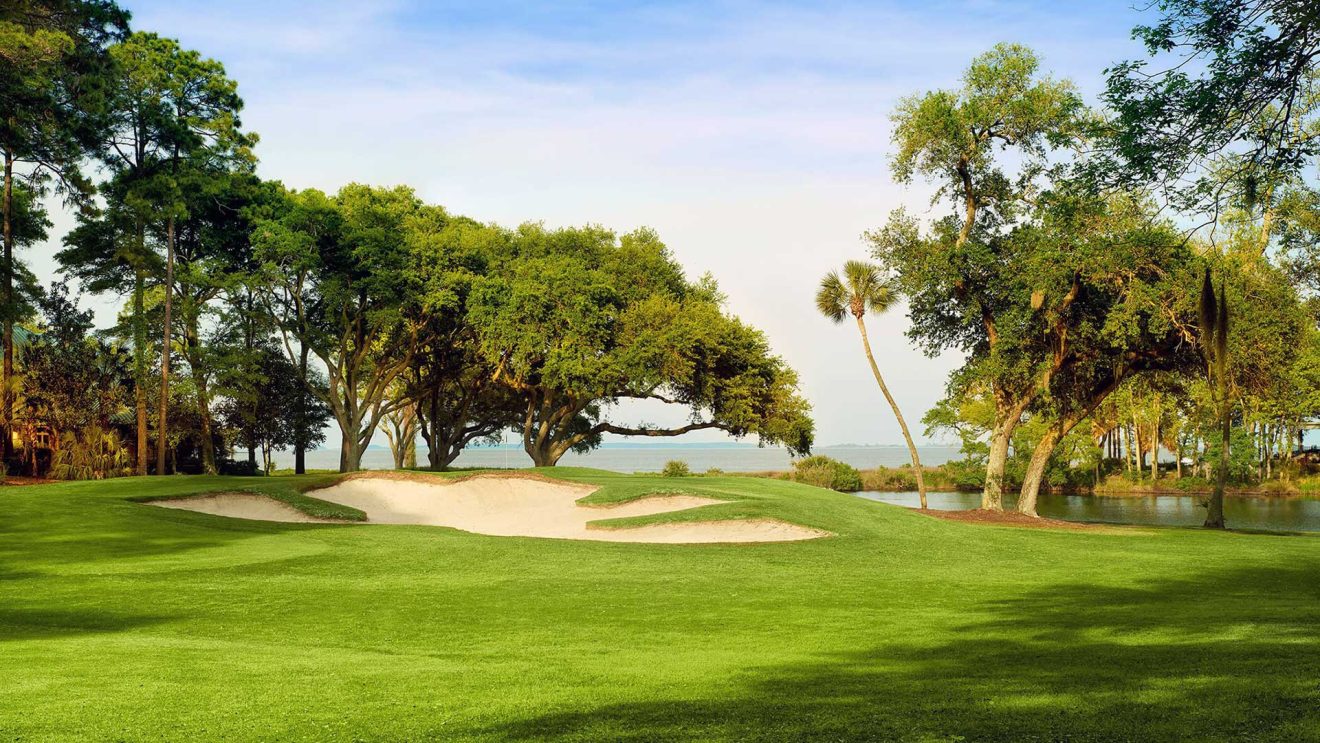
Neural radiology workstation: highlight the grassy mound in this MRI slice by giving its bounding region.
[2,469,1318,741]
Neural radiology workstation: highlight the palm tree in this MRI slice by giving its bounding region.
[817,260,927,509]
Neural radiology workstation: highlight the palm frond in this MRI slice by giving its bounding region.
[866,276,898,314]
[815,272,848,323]
[842,259,897,315]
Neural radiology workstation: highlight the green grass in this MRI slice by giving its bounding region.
[129,474,368,521]
[3,469,1319,741]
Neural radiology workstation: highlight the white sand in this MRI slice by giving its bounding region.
[307,475,829,543]
[149,475,830,543]
[150,493,339,523]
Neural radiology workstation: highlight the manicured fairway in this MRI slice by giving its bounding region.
[2,469,1319,741]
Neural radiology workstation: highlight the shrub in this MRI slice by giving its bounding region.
[1172,476,1212,492]
[50,427,132,481]
[662,460,691,477]
[944,459,986,491]
[219,460,266,477]
[705,467,724,476]
[859,466,916,492]
[792,455,862,492]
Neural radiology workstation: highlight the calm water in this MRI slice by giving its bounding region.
[282,444,964,474]
[858,491,1320,533]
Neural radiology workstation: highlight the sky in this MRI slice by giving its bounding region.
[31,0,1155,448]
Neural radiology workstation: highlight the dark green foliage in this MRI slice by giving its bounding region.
[1199,267,1217,351]
[253,184,429,472]
[792,455,863,492]
[1100,0,1320,212]
[23,282,133,478]
[1203,425,1258,484]
[216,343,330,473]
[470,224,814,466]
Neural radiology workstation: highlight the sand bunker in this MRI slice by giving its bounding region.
[150,492,338,523]
[152,475,829,544]
[308,475,828,543]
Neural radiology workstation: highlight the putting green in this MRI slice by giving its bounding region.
[2,468,1318,741]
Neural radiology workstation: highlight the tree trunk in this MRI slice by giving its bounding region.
[134,261,148,476]
[1018,373,1128,516]
[426,441,462,471]
[1151,417,1159,481]
[524,440,562,467]
[1134,412,1145,474]
[983,421,1014,511]
[195,367,216,475]
[421,394,443,469]
[341,430,364,472]
[419,408,465,471]
[1263,423,1273,480]
[331,392,378,473]
[1018,424,1063,517]
[295,343,308,474]
[387,429,405,469]
[1205,407,1229,529]
[156,216,174,476]
[2,150,12,469]
[855,316,926,508]
[982,388,1037,511]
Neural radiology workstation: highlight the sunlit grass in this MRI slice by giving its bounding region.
[2,470,1318,741]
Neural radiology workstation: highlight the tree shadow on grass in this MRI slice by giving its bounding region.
[0,502,338,574]
[486,563,1320,742]
[0,606,170,643]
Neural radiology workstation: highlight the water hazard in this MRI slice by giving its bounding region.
[858,490,1320,532]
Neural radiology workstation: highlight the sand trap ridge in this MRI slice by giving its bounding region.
[151,492,338,523]
[150,475,829,544]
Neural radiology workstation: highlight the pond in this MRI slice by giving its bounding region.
[856,490,1320,533]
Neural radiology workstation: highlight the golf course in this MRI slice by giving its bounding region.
[4,470,1319,741]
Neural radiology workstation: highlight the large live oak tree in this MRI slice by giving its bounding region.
[255,184,428,473]
[470,224,814,467]
[401,219,521,470]
[1006,193,1202,516]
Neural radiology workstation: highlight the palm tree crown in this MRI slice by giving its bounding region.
[816,260,897,323]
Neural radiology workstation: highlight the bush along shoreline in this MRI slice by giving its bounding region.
[713,456,1320,498]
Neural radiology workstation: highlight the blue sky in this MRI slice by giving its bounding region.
[35,1,1155,447]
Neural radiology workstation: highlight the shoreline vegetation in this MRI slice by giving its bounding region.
[703,459,1320,499]
[258,457,1320,500]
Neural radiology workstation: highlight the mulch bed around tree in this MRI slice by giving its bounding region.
[1,476,59,486]
[913,507,1100,530]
